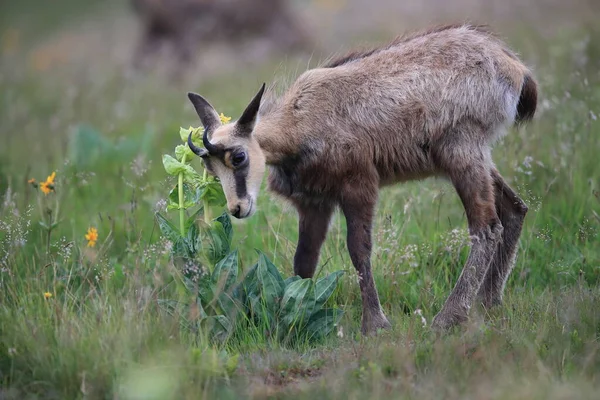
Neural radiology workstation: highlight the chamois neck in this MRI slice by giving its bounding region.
[253,112,295,166]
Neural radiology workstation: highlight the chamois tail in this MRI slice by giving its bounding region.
[515,73,537,124]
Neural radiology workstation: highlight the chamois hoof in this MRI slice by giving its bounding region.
[478,294,503,310]
[431,310,468,332]
[361,311,392,336]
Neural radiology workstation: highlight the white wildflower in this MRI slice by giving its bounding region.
[414,309,427,327]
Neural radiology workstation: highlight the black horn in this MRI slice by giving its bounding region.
[187,132,207,157]
[202,126,220,155]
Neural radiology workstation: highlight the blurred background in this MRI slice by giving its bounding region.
[2,0,599,78]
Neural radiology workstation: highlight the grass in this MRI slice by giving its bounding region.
[1,2,599,399]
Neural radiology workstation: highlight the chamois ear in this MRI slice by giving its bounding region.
[236,83,265,137]
[187,92,221,133]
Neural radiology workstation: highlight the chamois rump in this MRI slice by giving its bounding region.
[186,24,537,334]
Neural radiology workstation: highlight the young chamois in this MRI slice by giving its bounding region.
[186,24,537,334]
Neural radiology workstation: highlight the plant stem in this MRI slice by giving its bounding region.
[179,154,187,236]
[46,226,52,256]
[202,168,210,224]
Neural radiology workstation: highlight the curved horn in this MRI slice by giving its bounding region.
[187,132,207,157]
[202,126,220,154]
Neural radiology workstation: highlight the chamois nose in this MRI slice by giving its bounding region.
[231,205,241,219]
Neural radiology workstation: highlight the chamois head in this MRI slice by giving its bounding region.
[187,84,266,219]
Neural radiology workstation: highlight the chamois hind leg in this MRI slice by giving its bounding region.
[293,203,334,279]
[477,169,528,308]
[432,149,503,331]
[340,184,391,335]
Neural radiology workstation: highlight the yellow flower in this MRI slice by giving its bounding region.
[219,113,231,124]
[85,227,98,247]
[44,292,52,299]
[40,171,56,195]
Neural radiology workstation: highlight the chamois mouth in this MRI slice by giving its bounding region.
[239,198,254,219]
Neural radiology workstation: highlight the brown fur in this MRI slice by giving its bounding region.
[187,24,537,334]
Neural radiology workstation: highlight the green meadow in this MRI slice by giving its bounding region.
[1,1,599,398]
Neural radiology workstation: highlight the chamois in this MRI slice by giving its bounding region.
[131,0,309,69]
[186,24,537,334]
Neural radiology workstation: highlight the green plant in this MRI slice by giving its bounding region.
[156,125,228,262]
[240,251,345,343]
[156,124,345,344]
[27,171,60,255]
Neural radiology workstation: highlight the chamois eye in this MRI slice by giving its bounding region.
[231,152,247,167]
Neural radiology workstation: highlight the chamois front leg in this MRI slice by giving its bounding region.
[340,187,391,335]
[293,203,334,278]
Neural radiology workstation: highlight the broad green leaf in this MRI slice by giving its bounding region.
[157,212,200,259]
[171,240,191,259]
[202,221,230,265]
[184,222,201,257]
[215,212,233,243]
[166,199,179,212]
[256,251,284,285]
[162,154,202,182]
[280,279,316,330]
[179,127,192,142]
[249,294,276,331]
[256,252,284,311]
[216,292,240,323]
[185,206,204,233]
[315,271,345,308]
[201,315,232,342]
[191,297,208,321]
[212,250,239,292]
[167,183,202,211]
[284,276,302,287]
[306,308,344,340]
[239,264,258,312]
[155,212,182,241]
[162,154,185,176]
[175,144,194,162]
[182,164,202,182]
[196,278,215,307]
[241,264,258,294]
[199,180,227,207]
